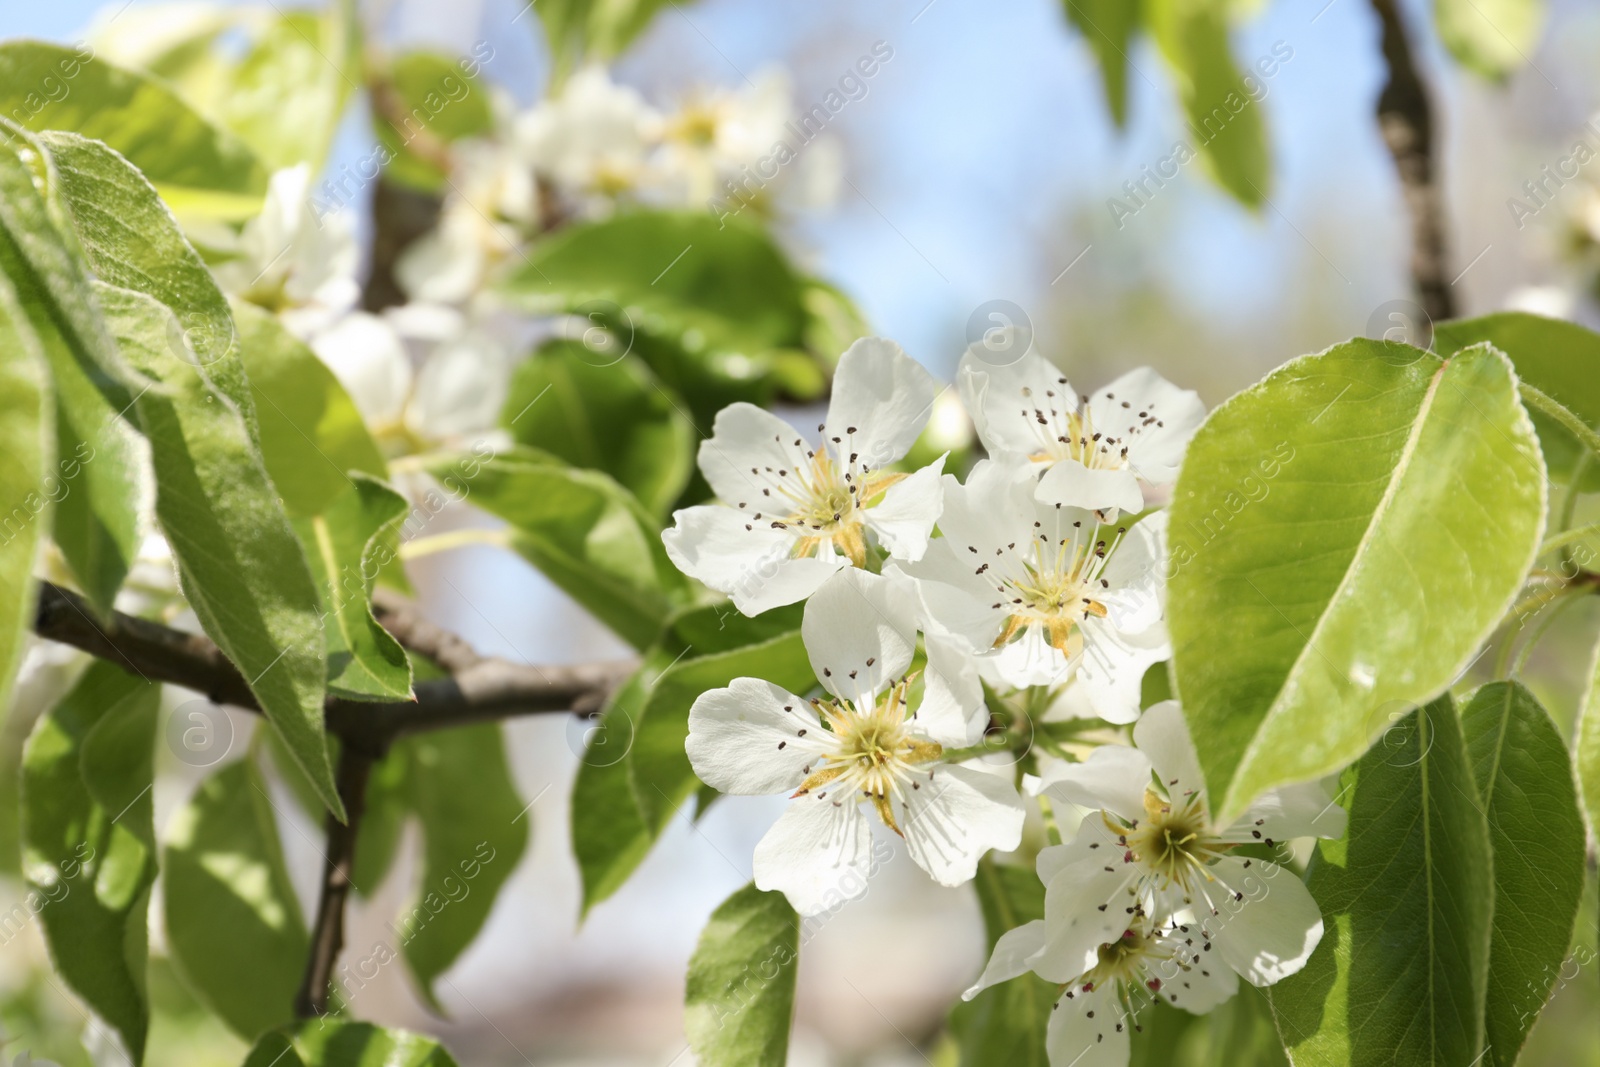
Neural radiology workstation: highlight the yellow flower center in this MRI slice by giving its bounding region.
[988,530,1115,657]
[792,679,943,835]
[1110,788,1229,897]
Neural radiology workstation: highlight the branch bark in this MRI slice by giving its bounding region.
[33,581,631,749]
[1370,0,1457,326]
[294,741,374,1019]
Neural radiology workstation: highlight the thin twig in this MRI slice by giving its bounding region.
[294,741,374,1019]
[1369,0,1456,326]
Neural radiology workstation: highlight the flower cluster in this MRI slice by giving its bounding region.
[671,337,1346,1065]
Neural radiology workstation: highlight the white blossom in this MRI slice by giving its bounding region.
[959,347,1205,516]
[686,569,1024,915]
[514,65,659,211]
[662,337,945,615]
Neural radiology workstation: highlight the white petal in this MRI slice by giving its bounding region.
[310,312,412,426]
[917,630,987,748]
[987,624,1070,689]
[1198,856,1325,986]
[1098,511,1167,634]
[662,506,845,615]
[697,402,812,508]
[892,762,1025,887]
[753,793,875,917]
[686,679,830,795]
[893,538,1005,650]
[1132,701,1208,815]
[1036,459,1144,515]
[409,333,508,439]
[1038,816,1140,981]
[1038,745,1154,826]
[823,337,938,469]
[963,919,1047,1000]
[1221,780,1348,844]
[957,347,1074,459]
[801,568,918,705]
[1070,619,1169,725]
[1087,366,1206,485]
[933,458,1036,562]
[863,455,946,562]
[1147,935,1239,1015]
[1047,980,1130,1067]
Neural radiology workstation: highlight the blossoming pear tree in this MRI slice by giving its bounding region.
[0,2,1594,1067]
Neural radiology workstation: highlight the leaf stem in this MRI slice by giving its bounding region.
[1519,383,1600,461]
[398,527,512,560]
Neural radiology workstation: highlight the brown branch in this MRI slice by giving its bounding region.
[294,741,373,1020]
[1370,0,1457,326]
[33,581,631,749]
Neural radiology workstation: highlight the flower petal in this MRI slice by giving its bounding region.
[686,678,830,795]
[958,347,1075,459]
[663,506,845,615]
[1038,745,1154,826]
[986,623,1069,689]
[1097,510,1167,634]
[1132,700,1208,815]
[963,919,1047,1000]
[892,537,1004,650]
[892,763,1026,887]
[1070,619,1170,725]
[1198,855,1325,986]
[823,337,938,468]
[1039,815,1140,981]
[697,402,812,509]
[1035,458,1145,515]
[310,312,411,426]
[917,630,987,748]
[1148,931,1239,1015]
[1220,780,1348,844]
[801,568,918,704]
[1087,366,1206,485]
[753,792,876,917]
[1047,979,1130,1067]
[863,454,946,562]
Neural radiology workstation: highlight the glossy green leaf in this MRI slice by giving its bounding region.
[0,40,269,218]
[503,339,694,517]
[1460,682,1586,1067]
[396,724,528,1009]
[244,1020,460,1066]
[427,447,688,649]
[1146,0,1270,207]
[500,211,821,424]
[231,299,387,519]
[164,758,308,1041]
[1127,988,1289,1067]
[948,859,1052,1067]
[1169,339,1545,824]
[1435,0,1546,80]
[21,661,159,1062]
[1064,0,1143,126]
[1433,312,1600,490]
[0,272,50,706]
[684,882,800,1067]
[1269,697,1493,1067]
[95,283,339,816]
[297,476,413,701]
[374,51,496,192]
[631,627,814,833]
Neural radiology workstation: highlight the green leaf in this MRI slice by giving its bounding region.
[0,41,269,218]
[396,724,529,1009]
[427,446,688,650]
[231,299,387,519]
[630,628,815,834]
[684,882,800,1067]
[1433,312,1600,490]
[947,859,1052,1067]
[351,738,410,898]
[1168,339,1545,824]
[500,211,821,425]
[1064,0,1143,127]
[503,339,694,517]
[535,0,682,79]
[1269,697,1493,1067]
[1460,682,1586,1067]
[374,51,496,192]
[1583,637,1600,844]
[164,758,308,1041]
[1146,0,1270,206]
[1435,0,1546,80]
[1127,988,1289,1067]
[20,661,159,1062]
[297,476,413,701]
[95,282,340,816]
[244,1020,460,1066]
[0,272,50,704]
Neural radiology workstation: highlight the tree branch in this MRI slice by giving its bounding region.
[1370,0,1457,326]
[33,581,632,749]
[295,741,373,1020]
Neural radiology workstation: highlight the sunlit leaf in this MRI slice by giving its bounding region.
[684,882,799,1067]
[0,271,50,704]
[1435,0,1546,80]
[244,1020,460,1066]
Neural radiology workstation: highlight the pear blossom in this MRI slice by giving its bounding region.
[964,910,1238,1067]
[656,70,795,205]
[895,458,1167,716]
[958,346,1205,516]
[1024,701,1343,990]
[686,569,1025,915]
[514,65,659,212]
[662,337,946,615]
[212,165,360,338]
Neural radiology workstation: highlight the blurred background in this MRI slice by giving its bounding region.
[2,0,1599,1063]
